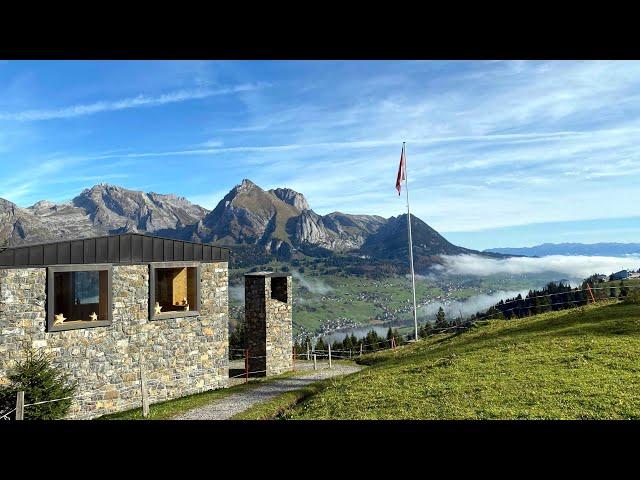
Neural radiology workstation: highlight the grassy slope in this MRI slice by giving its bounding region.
[285,301,640,419]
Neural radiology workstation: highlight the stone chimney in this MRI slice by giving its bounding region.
[244,271,293,376]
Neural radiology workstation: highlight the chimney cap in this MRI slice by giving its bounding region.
[244,271,292,278]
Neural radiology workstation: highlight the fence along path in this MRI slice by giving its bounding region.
[3,283,636,420]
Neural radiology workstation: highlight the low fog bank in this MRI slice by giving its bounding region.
[229,285,245,302]
[432,254,640,281]
[419,289,529,321]
[229,269,332,305]
[291,269,332,295]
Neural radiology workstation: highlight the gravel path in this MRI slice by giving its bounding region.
[173,363,362,420]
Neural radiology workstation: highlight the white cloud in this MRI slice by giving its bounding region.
[420,290,530,321]
[291,270,332,295]
[0,83,262,122]
[435,254,640,280]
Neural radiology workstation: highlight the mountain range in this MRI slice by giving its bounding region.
[484,243,640,257]
[0,179,483,265]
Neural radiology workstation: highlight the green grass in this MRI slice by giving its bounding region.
[283,301,640,419]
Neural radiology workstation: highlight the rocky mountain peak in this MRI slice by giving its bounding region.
[28,200,57,211]
[268,187,310,211]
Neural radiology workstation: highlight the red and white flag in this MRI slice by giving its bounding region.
[395,144,406,195]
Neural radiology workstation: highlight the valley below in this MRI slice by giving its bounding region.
[228,254,582,342]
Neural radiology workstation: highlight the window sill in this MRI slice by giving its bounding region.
[150,310,200,321]
[48,320,112,332]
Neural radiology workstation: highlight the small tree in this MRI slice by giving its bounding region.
[0,349,77,420]
[386,327,394,347]
[435,307,447,328]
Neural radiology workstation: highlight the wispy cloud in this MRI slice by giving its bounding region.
[0,83,263,122]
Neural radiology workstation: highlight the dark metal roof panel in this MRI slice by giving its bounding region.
[0,233,230,268]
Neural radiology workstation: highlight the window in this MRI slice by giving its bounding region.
[271,276,288,302]
[149,262,201,320]
[47,265,112,332]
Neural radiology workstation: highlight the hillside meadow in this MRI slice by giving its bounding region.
[282,301,640,419]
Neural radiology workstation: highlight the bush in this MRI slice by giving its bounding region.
[0,349,77,420]
[624,289,640,305]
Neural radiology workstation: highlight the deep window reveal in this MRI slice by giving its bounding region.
[47,264,113,332]
[149,262,201,320]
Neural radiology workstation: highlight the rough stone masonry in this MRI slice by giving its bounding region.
[0,263,229,419]
[245,272,293,376]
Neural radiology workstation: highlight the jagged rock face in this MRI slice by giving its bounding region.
[0,180,477,267]
[290,210,386,251]
[0,184,209,246]
[194,180,388,254]
[196,179,301,250]
[72,184,208,234]
[269,187,310,211]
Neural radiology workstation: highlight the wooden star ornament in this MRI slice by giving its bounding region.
[89,312,98,322]
[54,313,66,325]
[154,302,162,315]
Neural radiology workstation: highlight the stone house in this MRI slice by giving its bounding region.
[0,233,231,419]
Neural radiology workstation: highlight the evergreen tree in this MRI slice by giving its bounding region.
[386,327,394,347]
[0,349,77,420]
[435,307,447,328]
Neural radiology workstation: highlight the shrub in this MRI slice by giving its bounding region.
[0,349,77,420]
[624,289,640,305]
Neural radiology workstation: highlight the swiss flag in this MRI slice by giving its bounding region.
[395,144,406,195]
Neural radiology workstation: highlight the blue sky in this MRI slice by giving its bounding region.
[1,60,639,250]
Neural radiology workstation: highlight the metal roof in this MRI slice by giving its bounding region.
[0,233,230,268]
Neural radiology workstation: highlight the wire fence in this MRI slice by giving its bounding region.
[5,280,636,420]
[290,282,640,360]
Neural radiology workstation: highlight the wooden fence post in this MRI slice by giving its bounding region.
[313,354,317,370]
[360,343,363,357]
[139,347,149,418]
[328,343,332,369]
[245,348,249,384]
[15,391,24,421]
[306,345,310,361]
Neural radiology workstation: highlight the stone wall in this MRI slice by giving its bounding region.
[245,274,292,376]
[0,262,228,419]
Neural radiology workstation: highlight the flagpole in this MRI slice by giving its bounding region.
[403,142,419,341]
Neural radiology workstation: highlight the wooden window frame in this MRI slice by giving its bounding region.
[46,264,113,332]
[149,261,201,320]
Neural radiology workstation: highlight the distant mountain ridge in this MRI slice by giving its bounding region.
[485,243,640,257]
[0,184,208,247]
[0,179,490,266]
